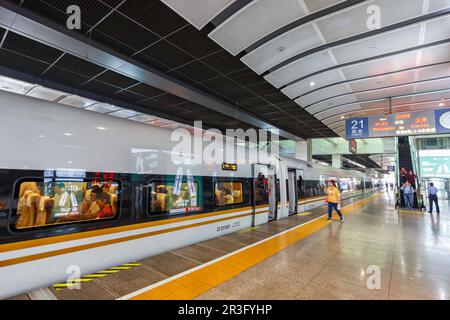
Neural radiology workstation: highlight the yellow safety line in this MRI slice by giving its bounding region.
[399,209,424,215]
[129,194,380,300]
[83,274,109,278]
[97,270,121,274]
[239,226,260,234]
[52,262,140,291]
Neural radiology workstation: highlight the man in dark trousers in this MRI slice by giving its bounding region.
[428,182,440,214]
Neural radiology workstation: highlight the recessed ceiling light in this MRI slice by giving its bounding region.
[309,81,315,87]
[64,133,72,136]
[38,135,45,138]
[439,103,444,107]
[97,126,106,130]
[67,160,73,164]
[340,116,346,119]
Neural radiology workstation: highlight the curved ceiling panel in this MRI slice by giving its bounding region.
[298,82,353,107]
[208,0,308,55]
[264,50,335,88]
[160,0,236,29]
[311,78,450,116]
[298,63,450,107]
[330,24,422,65]
[282,68,344,99]
[302,0,346,13]
[241,22,323,75]
[282,42,450,100]
[316,103,364,119]
[315,0,424,43]
[394,88,450,105]
[304,94,358,115]
[202,0,450,137]
[423,14,450,43]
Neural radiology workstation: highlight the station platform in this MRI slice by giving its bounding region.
[11,191,450,301]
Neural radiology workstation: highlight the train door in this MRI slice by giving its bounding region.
[287,169,297,215]
[253,164,277,223]
[267,166,277,220]
[296,169,305,214]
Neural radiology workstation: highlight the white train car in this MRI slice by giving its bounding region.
[0,91,374,299]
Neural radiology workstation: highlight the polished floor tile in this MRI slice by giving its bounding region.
[197,193,450,300]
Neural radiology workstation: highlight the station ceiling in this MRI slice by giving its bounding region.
[0,0,449,140]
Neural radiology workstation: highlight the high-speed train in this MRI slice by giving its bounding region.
[0,90,375,299]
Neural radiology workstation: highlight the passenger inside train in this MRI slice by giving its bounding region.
[15,181,119,229]
[149,180,201,214]
[215,182,243,206]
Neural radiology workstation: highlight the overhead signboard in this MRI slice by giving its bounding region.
[346,108,450,140]
[222,163,237,171]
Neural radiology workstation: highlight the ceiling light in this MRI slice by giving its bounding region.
[309,81,315,87]
[67,161,73,164]
[38,135,45,138]
[97,126,106,130]
[439,103,444,107]
[64,133,72,136]
[340,116,346,119]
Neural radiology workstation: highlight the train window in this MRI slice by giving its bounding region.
[148,179,203,215]
[215,182,243,206]
[14,180,119,230]
[304,180,325,198]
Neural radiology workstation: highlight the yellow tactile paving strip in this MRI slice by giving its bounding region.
[127,194,380,300]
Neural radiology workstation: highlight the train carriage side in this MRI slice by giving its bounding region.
[0,91,277,299]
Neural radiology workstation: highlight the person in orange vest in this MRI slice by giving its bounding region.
[326,180,344,222]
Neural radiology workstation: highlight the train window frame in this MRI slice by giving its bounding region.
[8,176,122,233]
[214,180,245,207]
[146,178,204,217]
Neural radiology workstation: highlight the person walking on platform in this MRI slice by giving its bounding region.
[401,181,416,209]
[428,183,440,215]
[326,180,343,222]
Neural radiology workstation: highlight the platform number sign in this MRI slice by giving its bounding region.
[346,117,369,139]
